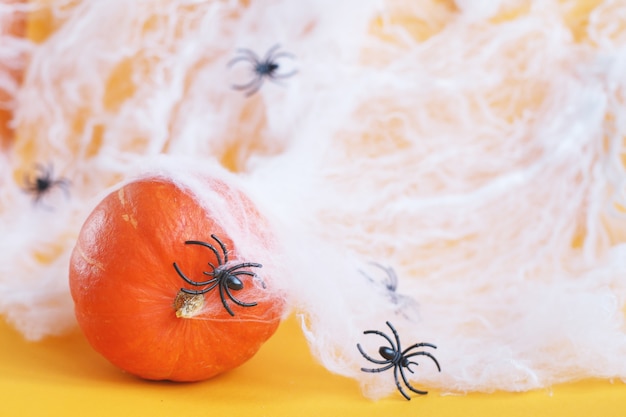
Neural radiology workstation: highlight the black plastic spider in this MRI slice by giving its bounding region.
[360,263,419,319]
[22,163,71,208]
[172,234,263,316]
[357,321,441,401]
[227,44,297,96]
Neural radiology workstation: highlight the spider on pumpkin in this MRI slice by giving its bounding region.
[227,44,297,96]
[173,234,263,316]
[22,163,71,208]
[357,321,441,401]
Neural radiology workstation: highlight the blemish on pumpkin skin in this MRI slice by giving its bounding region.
[122,213,138,229]
[77,245,105,272]
[118,188,126,207]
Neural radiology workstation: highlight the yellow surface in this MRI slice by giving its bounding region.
[1,314,625,417]
[3,1,626,416]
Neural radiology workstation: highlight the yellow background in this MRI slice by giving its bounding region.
[2,314,626,416]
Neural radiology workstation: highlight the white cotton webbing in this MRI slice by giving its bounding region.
[1,0,626,397]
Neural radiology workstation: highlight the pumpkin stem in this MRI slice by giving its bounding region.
[173,290,204,318]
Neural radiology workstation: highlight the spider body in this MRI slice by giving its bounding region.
[173,234,263,316]
[22,163,71,208]
[379,346,397,361]
[357,321,441,401]
[256,61,279,75]
[228,44,297,96]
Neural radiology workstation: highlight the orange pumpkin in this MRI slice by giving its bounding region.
[69,176,285,381]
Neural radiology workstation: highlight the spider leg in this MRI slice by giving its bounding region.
[181,284,219,295]
[360,262,395,289]
[181,280,219,291]
[210,234,229,264]
[33,192,54,211]
[236,48,261,61]
[393,295,421,320]
[360,363,394,373]
[173,262,219,287]
[395,366,413,400]
[54,178,71,186]
[262,44,282,62]
[53,178,71,198]
[404,351,442,373]
[232,269,267,288]
[231,77,262,95]
[402,342,438,353]
[202,263,217,274]
[232,270,267,289]
[381,264,399,292]
[229,270,256,277]
[219,281,236,316]
[232,271,267,289]
[227,55,255,68]
[267,49,297,79]
[243,79,264,97]
[225,262,262,274]
[268,51,295,61]
[269,68,298,82]
[33,192,45,206]
[34,162,51,178]
[357,343,391,365]
[363,329,397,353]
[395,367,428,399]
[401,343,438,359]
[224,284,258,308]
[184,240,223,266]
[385,321,403,352]
[359,268,376,285]
[404,360,419,374]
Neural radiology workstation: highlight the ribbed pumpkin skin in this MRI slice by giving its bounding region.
[69,177,284,381]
